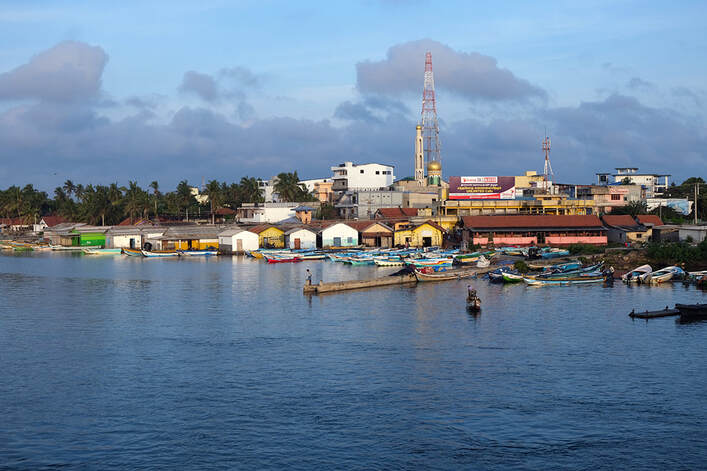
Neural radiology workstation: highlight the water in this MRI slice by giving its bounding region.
[1,252,706,470]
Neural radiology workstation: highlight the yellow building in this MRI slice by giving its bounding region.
[443,194,596,217]
[394,221,446,248]
[514,170,545,188]
[250,224,285,248]
[152,226,222,250]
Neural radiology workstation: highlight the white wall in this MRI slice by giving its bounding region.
[219,232,259,252]
[286,230,316,249]
[321,223,359,247]
[331,162,395,190]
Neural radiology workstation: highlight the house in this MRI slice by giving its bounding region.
[462,215,608,246]
[237,202,321,224]
[214,207,237,223]
[32,215,67,233]
[602,215,650,244]
[331,161,395,193]
[599,168,670,198]
[374,207,419,219]
[292,205,315,224]
[394,221,446,248]
[149,226,222,250]
[42,223,86,246]
[218,227,259,254]
[284,227,317,250]
[346,221,394,248]
[678,225,707,243]
[105,226,167,249]
[319,222,358,248]
[75,226,109,247]
[636,214,664,227]
[249,224,285,248]
[0,217,31,233]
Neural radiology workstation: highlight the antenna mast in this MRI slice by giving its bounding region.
[542,133,553,193]
[421,52,441,170]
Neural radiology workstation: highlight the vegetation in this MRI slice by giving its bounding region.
[663,177,707,221]
[273,172,317,202]
[315,203,338,220]
[568,243,605,255]
[607,201,648,217]
[513,260,529,273]
[645,240,707,265]
[0,175,284,225]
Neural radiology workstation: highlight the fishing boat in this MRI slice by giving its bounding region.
[265,255,302,263]
[502,272,525,283]
[83,248,123,255]
[415,268,475,281]
[466,289,481,312]
[539,247,571,259]
[122,248,144,257]
[676,303,707,322]
[621,264,652,284]
[524,272,611,286]
[647,266,685,284]
[488,267,517,282]
[142,249,179,257]
[374,258,405,267]
[179,249,218,256]
[298,253,327,261]
[49,244,85,251]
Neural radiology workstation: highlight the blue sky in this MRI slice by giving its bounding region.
[0,0,705,191]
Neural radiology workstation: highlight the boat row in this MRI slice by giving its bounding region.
[488,260,613,286]
[121,248,217,257]
[621,265,687,284]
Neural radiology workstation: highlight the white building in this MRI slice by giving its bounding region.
[237,202,299,223]
[331,162,395,192]
[299,178,331,194]
[596,168,670,198]
[320,222,359,248]
[218,227,259,253]
[678,225,707,243]
[285,227,317,250]
[258,178,278,202]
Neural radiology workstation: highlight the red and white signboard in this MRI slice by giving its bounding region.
[448,176,516,200]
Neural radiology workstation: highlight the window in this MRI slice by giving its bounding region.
[360,169,364,174]
[611,194,621,201]
[376,171,380,175]
[347,237,353,243]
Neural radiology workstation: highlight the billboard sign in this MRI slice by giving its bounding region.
[448,176,516,200]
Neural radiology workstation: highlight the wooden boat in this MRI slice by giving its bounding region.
[179,249,218,256]
[265,255,302,263]
[298,254,327,260]
[466,288,481,311]
[83,248,123,255]
[622,264,652,284]
[502,272,525,283]
[414,268,476,282]
[49,244,84,251]
[122,248,144,257]
[524,272,611,286]
[374,258,404,267]
[540,248,571,259]
[676,303,707,322]
[141,249,179,257]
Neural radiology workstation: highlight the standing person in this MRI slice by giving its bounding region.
[306,268,312,286]
[467,284,476,301]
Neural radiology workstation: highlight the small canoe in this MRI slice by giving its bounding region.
[142,250,179,257]
[502,272,525,283]
[83,248,123,255]
[415,268,475,282]
[122,248,144,257]
[179,250,218,256]
[622,264,652,284]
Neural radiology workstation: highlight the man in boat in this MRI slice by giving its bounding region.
[467,284,477,301]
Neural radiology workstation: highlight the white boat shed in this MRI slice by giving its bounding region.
[285,227,317,250]
[218,227,259,254]
[320,222,358,248]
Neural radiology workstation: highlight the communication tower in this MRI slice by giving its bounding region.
[421,52,441,183]
[542,134,553,193]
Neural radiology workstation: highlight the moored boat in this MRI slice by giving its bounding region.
[648,266,685,284]
[83,248,123,255]
[142,249,179,257]
[122,248,144,257]
[502,272,525,283]
[622,264,652,284]
[178,249,218,256]
[414,267,476,281]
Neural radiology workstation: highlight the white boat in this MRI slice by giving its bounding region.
[374,258,405,267]
[50,244,85,251]
[476,255,490,268]
[83,248,123,255]
[648,266,685,284]
[622,264,652,284]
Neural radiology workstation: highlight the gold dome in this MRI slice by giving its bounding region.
[427,161,442,171]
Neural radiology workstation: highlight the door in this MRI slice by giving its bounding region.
[236,239,243,253]
[294,238,301,249]
[129,238,135,249]
[334,236,342,246]
[423,237,432,247]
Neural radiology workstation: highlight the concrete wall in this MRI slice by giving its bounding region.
[219,232,259,253]
[321,224,358,247]
[679,227,707,243]
[285,230,317,249]
[106,233,142,249]
[394,224,444,247]
[545,236,607,245]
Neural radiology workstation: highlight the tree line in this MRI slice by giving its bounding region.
[0,171,316,226]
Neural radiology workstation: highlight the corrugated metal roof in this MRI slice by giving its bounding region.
[463,215,603,229]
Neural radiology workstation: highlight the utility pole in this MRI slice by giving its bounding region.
[695,182,700,225]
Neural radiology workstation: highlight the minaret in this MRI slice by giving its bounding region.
[414,125,424,184]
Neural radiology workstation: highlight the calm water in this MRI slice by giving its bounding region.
[1,252,706,470]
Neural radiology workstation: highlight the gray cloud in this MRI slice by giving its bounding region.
[220,66,261,88]
[356,39,546,101]
[335,95,410,124]
[179,70,220,102]
[627,77,652,90]
[0,41,107,102]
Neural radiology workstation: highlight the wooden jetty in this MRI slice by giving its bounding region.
[304,266,496,295]
[629,307,680,319]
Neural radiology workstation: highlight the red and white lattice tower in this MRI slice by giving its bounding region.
[542,134,553,193]
[421,52,441,169]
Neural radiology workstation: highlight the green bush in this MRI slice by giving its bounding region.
[568,243,605,255]
[513,260,529,273]
[645,240,707,264]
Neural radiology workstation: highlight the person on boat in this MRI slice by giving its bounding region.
[306,268,312,286]
[467,284,477,301]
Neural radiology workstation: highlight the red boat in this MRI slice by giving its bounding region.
[265,256,302,264]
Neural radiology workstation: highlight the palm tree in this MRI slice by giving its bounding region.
[63,180,76,199]
[149,181,160,220]
[205,180,224,224]
[274,171,307,202]
[123,181,148,224]
[239,176,264,203]
[176,180,196,220]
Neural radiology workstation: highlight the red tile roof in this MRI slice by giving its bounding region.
[375,207,418,218]
[602,215,640,227]
[214,207,236,216]
[40,215,67,227]
[636,214,664,226]
[462,215,603,229]
[346,221,393,233]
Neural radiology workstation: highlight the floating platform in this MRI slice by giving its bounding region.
[304,273,417,294]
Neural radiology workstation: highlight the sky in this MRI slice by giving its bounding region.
[0,0,705,192]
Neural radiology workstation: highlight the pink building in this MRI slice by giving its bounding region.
[462,215,608,246]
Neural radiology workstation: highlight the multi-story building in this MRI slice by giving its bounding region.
[299,178,333,203]
[596,168,670,198]
[576,184,644,214]
[331,162,395,192]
